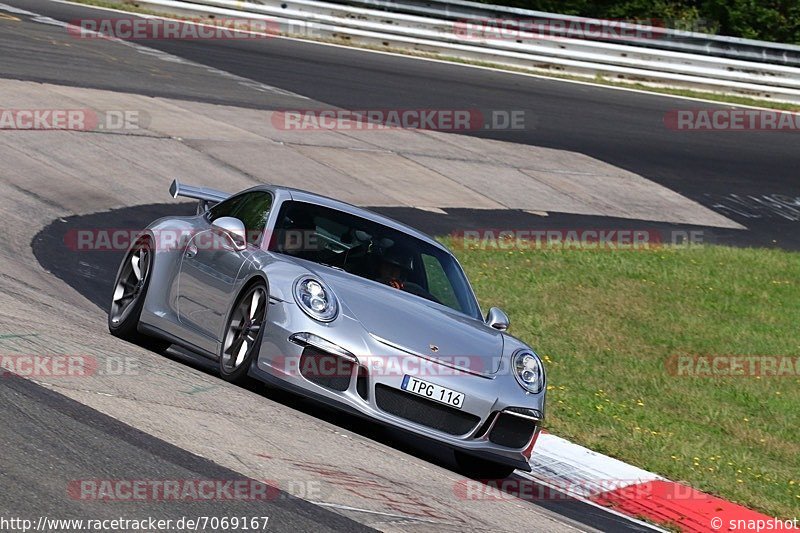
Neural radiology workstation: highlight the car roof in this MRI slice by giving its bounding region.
[255,184,451,254]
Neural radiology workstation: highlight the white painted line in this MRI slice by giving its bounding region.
[0,2,37,15]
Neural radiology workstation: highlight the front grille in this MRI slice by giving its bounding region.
[299,347,354,392]
[489,412,538,448]
[375,384,480,435]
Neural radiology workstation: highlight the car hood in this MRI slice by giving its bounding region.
[306,265,504,375]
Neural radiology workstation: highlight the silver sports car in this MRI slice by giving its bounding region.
[109,180,546,478]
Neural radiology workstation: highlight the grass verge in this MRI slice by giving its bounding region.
[447,241,800,518]
[65,0,800,112]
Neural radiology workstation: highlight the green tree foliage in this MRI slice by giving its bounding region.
[472,0,800,43]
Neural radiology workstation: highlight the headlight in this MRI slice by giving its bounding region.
[512,350,544,393]
[293,276,338,322]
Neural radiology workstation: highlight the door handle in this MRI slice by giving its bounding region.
[185,243,198,258]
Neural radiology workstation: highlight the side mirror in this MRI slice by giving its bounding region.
[486,307,510,331]
[212,217,247,251]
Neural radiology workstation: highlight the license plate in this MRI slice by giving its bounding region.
[401,375,465,409]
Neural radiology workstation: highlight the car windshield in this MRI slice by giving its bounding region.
[268,200,481,319]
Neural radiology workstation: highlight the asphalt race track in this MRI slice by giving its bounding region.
[5,0,800,249]
[0,0,797,532]
[0,373,372,532]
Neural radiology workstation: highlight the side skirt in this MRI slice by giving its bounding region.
[138,323,219,360]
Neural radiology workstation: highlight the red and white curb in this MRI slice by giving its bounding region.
[521,433,778,532]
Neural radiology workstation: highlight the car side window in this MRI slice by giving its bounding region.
[232,192,273,246]
[206,191,273,247]
[421,253,460,310]
[207,194,247,223]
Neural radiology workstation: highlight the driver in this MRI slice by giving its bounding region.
[377,247,413,290]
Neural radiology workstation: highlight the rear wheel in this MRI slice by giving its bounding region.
[108,239,170,352]
[454,451,516,480]
[219,282,268,384]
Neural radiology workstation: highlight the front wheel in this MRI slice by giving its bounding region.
[454,451,517,480]
[108,238,170,352]
[219,282,268,384]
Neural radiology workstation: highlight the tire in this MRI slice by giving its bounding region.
[108,238,170,352]
[454,450,517,480]
[219,281,268,384]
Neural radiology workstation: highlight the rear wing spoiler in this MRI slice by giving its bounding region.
[169,179,230,214]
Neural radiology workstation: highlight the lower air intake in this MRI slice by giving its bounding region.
[488,412,537,448]
[299,347,354,392]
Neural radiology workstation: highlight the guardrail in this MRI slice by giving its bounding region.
[342,0,800,67]
[100,0,800,103]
